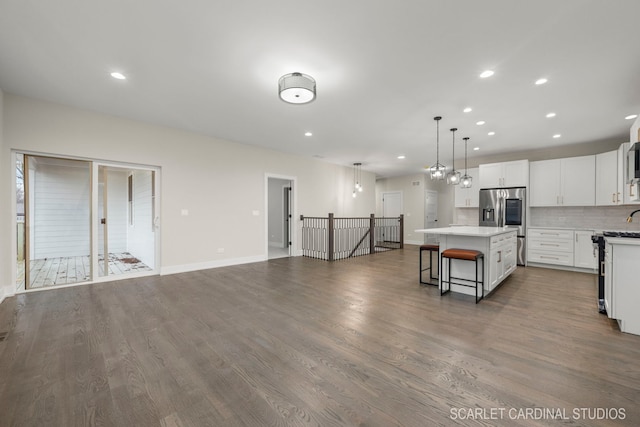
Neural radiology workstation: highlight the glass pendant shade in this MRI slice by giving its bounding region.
[446,127,460,185]
[460,136,473,188]
[429,116,446,180]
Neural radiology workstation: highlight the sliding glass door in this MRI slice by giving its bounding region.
[16,153,159,290]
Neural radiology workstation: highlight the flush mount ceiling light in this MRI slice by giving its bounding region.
[463,107,473,113]
[110,72,126,80]
[479,70,494,78]
[446,128,461,185]
[488,131,495,136]
[535,78,548,85]
[553,134,562,139]
[546,112,557,118]
[428,116,446,180]
[626,114,638,120]
[278,72,316,104]
[304,132,313,136]
[476,120,486,126]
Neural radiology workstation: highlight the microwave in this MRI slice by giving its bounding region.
[627,142,640,183]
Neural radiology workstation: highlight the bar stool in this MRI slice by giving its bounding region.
[419,244,439,285]
[440,248,485,303]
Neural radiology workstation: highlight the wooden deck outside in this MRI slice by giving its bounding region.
[17,253,151,289]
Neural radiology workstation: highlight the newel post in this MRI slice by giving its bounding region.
[369,213,375,254]
[399,214,404,249]
[328,213,335,261]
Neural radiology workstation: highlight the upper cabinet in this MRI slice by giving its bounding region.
[530,155,595,207]
[595,149,622,206]
[478,160,529,189]
[454,167,479,208]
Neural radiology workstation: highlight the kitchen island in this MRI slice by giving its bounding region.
[415,226,518,297]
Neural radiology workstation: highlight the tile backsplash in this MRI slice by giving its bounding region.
[454,205,640,231]
[530,206,640,231]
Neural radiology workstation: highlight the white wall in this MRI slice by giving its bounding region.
[375,173,453,245]
[31,161,91,258]
[1,94,376,294]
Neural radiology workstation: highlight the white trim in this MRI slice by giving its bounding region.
[405,239,425,246]
[265,173,297,259]
[160,255,266,276]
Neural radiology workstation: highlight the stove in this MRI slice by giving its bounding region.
[602,231,640,238]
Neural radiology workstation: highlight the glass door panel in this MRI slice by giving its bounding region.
[98,165,156,278]
[24,155,91,289]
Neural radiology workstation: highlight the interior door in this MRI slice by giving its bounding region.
[424,190,438,243]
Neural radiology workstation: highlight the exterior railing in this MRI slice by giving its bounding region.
[300,213,404,261]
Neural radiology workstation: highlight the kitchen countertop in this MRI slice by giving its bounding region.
[415,226,516,237]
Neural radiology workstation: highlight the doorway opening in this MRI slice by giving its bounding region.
[266,175,295,259]
[15,153,160,291]
[424,189,438,244]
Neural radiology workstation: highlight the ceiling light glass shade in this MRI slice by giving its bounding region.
[429,116,446,180]
[461,136,472,188]
[278,72,316,104]
[446,169,461,185]
[429,163,446,180]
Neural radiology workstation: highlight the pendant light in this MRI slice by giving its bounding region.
[429,116,446,180]
[446,127,461,185]
[460,137,473,188]
[352,162,363,197]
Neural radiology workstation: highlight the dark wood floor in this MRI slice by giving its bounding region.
[1,246,639,426]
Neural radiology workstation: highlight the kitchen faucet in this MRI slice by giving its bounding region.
[626,209,640,223]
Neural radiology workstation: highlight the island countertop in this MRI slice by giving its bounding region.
[415,226,516,237]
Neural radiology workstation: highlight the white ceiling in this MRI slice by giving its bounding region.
[1,0,639,178]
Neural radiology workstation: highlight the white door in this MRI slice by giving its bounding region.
[382,191,402,217]
[424,190,438,243]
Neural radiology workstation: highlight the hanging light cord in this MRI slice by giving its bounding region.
[451,128,456,170]
[464,137,469,174]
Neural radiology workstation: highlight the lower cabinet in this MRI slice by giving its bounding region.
[527,228,597,271]
[489,232,517,288]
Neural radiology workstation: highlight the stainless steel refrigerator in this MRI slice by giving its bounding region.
[479,187,527,265]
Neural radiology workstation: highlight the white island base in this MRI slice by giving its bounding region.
[416,227,518,297]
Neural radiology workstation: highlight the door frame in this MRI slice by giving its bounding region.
[265,173,297,258]
[11,150,162,293]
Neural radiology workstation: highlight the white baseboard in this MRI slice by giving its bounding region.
[160,254,267,276]
[405,239,424,245]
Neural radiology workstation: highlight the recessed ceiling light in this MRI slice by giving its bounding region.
[625,114,638,120]
[305,132,312,136]
[474,147,480,151]
[476,121,485,125]
[479,70,494,78]
[535,78,548,85]
[488,131,495,136]
[463,107,472,113]
[553,134,562,139]
[397,155,406,160]
[546,112,556,118]
[110,72,126,80]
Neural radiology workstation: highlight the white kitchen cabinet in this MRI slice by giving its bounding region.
[595,150,622,205]
[529,155,595,207]
[527,228,574,266]
[574,230,597,270]
[454,168,479,207]
[603,239,640,335]
[478,160,529,189]
[489,232,517,289]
